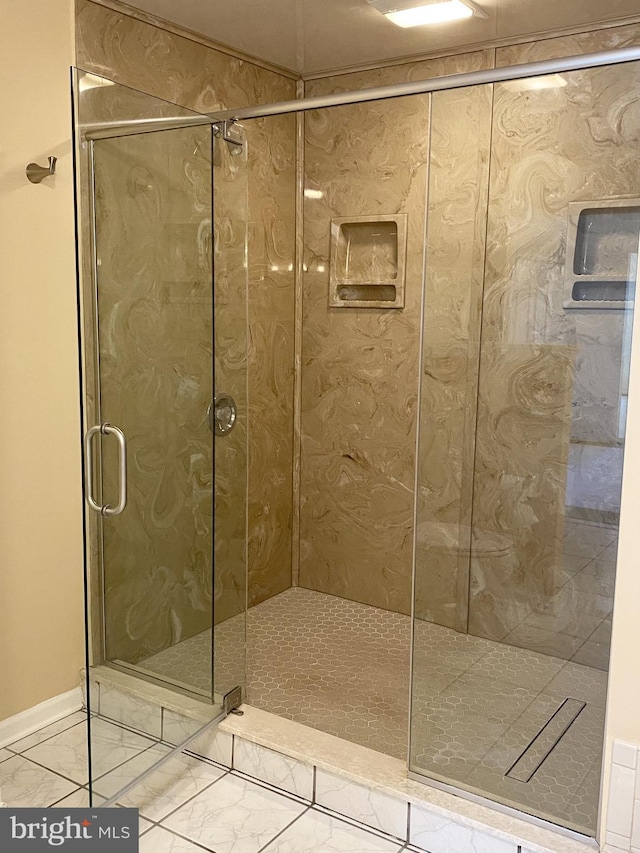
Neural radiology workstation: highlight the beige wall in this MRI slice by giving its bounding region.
[0,0,85,721]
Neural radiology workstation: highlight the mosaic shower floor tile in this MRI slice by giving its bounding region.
[139,578,608,834]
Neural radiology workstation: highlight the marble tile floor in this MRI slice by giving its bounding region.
[0,710,165,811]
[0,710,419,853]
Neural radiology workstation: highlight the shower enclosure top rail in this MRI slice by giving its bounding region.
[81,45,640,140]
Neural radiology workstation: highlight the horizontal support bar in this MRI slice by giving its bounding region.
[82,45,640,140]
[82,114,212,141]
[211,45,640,121]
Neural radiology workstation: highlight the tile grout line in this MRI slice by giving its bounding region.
[147,822,227,853]
[142,769,232,824]
[228,767,312,806]
[5,714,87,755]
[4,751,95,794]
[311,803,407,844]
[256,805,313,853]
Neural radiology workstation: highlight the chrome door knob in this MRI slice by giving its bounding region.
[208,394,237,436]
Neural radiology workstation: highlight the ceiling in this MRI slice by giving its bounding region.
[124,0,640,76]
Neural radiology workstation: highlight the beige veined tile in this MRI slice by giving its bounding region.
[0,755,77,808]
[163,773,306,853]
[233,738,313,801]
[261,808,404,852]
[50,788,107,808]
[23,717,155,785]
[188,727,233,768]
[410,805,518,853]
[314,769,407,840]
[99,685,162,739]
[99,750,226,822]
[140,825,211,851]
[139,817,155,836]
[92,744,172,801]
[161,710,204,747]
[6,711,87,753]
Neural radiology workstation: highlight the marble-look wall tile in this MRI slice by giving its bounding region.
[469,342,576,641]
[299,51,492,615]
[496,22,640,66]
[468,60,640,651]
[413,83,492,632]
[76,1,296,664]
[298,93,428,613]
[75,0,295,114]
[246,112,297,608]
[305,51,494,97]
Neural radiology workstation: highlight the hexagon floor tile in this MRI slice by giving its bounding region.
[139,586,607,834]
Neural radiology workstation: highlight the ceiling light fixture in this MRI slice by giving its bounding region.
[368,0,486,28]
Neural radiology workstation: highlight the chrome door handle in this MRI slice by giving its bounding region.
[83,423,128,517]
[208,394,237,436]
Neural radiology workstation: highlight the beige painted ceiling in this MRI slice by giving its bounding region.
[125,0,640,75]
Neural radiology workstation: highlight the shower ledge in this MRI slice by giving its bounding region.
[220,705,597,853]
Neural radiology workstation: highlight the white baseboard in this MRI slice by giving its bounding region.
[0,688,84,748]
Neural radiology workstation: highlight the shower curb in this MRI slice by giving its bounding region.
[219,705,597,853]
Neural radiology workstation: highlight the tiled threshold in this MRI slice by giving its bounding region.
[218,706,597,853]
[87,666,597,852]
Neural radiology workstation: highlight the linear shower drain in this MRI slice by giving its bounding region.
[505,698,586,783]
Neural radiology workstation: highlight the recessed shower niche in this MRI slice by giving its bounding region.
[564,199,640,308]
[329,213,407,307]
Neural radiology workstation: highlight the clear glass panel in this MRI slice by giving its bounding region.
[73,70,247,804]
[93,124,218,699]
[411,61,640,836]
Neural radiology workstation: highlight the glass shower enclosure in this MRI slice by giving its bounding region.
[73,71,248,800]
[71,50,640,837]
[410,59,640,835]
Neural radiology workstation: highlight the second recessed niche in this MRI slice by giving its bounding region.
[329,214,407,308]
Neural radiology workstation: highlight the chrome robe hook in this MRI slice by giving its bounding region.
[26,156,57,184]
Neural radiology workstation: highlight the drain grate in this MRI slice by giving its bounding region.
[505,698,586,783]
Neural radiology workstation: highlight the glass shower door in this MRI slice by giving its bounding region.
[74,72,247,799]
[90,123,220,701]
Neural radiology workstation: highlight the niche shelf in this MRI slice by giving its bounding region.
[564,199,640,309]
[329,214,407,308]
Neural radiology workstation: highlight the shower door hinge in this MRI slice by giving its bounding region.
[223,685,244,715]
[212,121,245,156]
